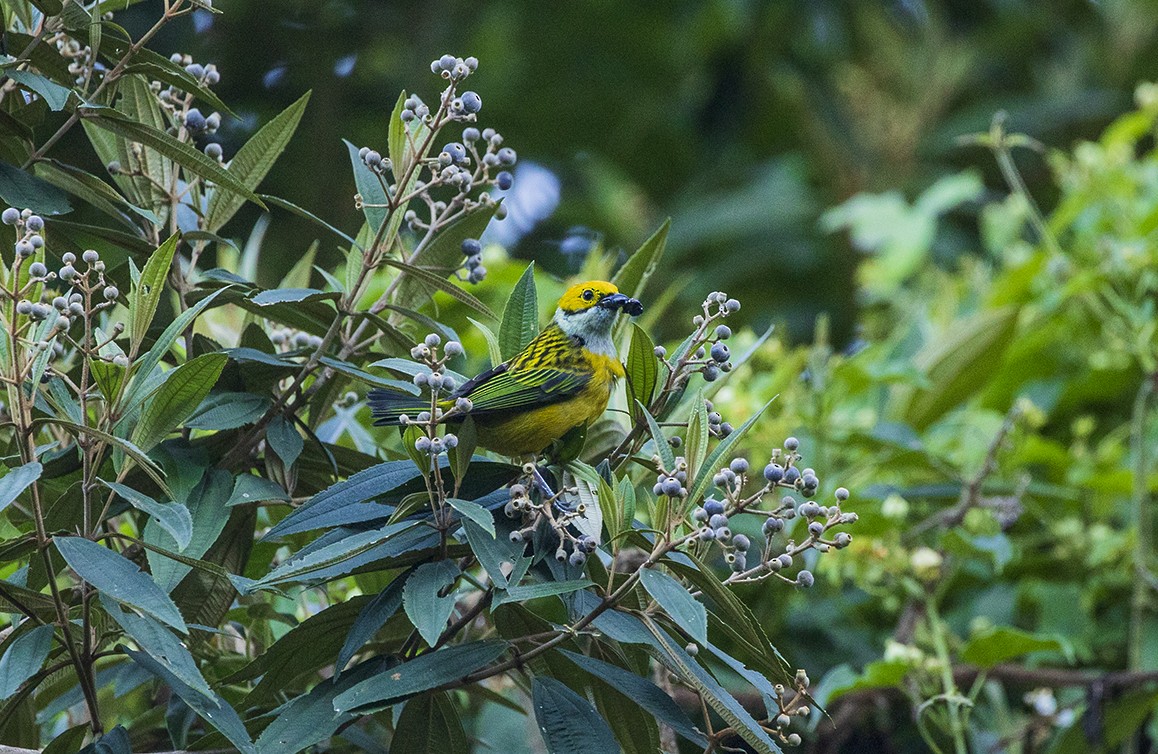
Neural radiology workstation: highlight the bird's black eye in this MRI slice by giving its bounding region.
[582,289,594,301]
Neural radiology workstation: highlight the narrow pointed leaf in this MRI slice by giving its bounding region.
[532,676,619,754]
[134,352,227,451]
[0,462,41,514]
[0,625,54,700]
[403,560,460,646]
[639,567,707,644]
[100,479,193,551]
[499,262,538,359]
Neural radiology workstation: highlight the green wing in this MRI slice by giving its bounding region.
[454,364,590,416]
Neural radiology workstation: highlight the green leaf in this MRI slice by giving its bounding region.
[498,262,539,359]
[612,219,669,300]
[33,159,158,227]
[184,392,270,431]
[267,414,303,468]
[447,497,494,537]
[383,257,496,319]
[253,659,383,754]
[54,536,187,633]
[99,479,192,551]
[121,288,228,416]
[532,676,620,754]
[3,69,72,111]
[625,324,658,411]
[900,306,1020,430]
[134,352,227,451]
[336,573,409,676]
[493,579,595,608]
[123,647,256,753]
[558,649,707,747]
[448,416,477,485]
[42,419,169,498]
[468,316,503,367]
[396,204,499,311]
[0,161,71,215]
[145,468,232,593]
[462,518,524,590]
[685,396,776,508]
[959,626,1066,668]
[205,90,310,232]
[639,568,707,644]
[250,287,339,306]
[344,138,388,233]
[0,625,54,700]
[130,233,180,353]
[639,402,676,472]
[332,640,509,714]
[260,193,362,250]
[250,521,417,588]
[404,560,460,646]
[684,389,709,484]
[387,91,409,181]
[102,599,214,702]
[643,617,782,754]
[0,462,41,515]
[85,112,266,208]
[391,691,469,754]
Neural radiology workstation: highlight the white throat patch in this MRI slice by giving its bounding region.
[554,307,617,357]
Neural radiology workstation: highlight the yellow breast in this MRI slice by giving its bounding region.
[473,350,622,457]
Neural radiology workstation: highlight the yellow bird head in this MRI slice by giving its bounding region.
[552,281,642,356]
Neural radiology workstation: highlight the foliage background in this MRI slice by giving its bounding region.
[3,0,1158,753]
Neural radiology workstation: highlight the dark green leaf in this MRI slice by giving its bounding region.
[42,419,169,497]
[532,676,619,754]
[396,204,498,312]
[134,352,227,451]
[404,560,460,646]
[559,649,707,747]
[493,579,595,608]
[0,161,71,215]
[184,392,270,430]
[54,536,187,633]
[499,262,539,360]
[639,568,707,644]
[332,640,509,713]
[123,647,255,753]
[639,402,676,472]
[260,193,362,250]
[447,497,494,537]
[99,479,192,551]
[85,112,265,208]
[383,257,496,319]
[4,69,72,110]
[102,598,213,701]
[625,324,658,411]
[267,414,304,468]
[0,462,41,514]
[205,90,310,232]
[130,233,179,353]
[391,691,469,754]
[0,624,54,700]
[611,219,669,300]
[336,573,409,675]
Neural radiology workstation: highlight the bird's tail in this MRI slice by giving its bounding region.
[367,387,432,426]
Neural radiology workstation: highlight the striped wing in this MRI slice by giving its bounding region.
[454,363,590,417]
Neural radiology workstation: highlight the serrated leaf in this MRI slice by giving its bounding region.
[639,568,707,644]
[612,219,669,301]
[99,479,192,551]
[251,521,418,588]
[184,392,270,430]
[336,573,409,676]
[134,352,227,451]
[383,257,495,319]
[685,389,709,483]
[0,624,54,700]
[102,598,214,702]
[267,414,303,468]
[332,640,508,714]
[396,204,498,312]
[344,138,388,233]
[391,691,469,754]
[559,649,707,747]
[499,262,538,359]
[205,90,310,232]
[85,112,265,208]
[625,323,658,411]
[447,497,494,537]
[403,560,460,646]
[130,233,178,353]
[532,676,619,754]
[123,647,255,753]
[54,536,187,633]
[468,316,503,367]
[0,462,41,514]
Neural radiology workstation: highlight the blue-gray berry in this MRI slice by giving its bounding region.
[733,534,751,552]
[185,108,206,130]
[496,171,513,190]
[442,142,467,164]
[784,437,799,451]
[497,147,516,165]
[26,215,43,231]
[708,513,728,530]
[1,208,19,225]
[764,463,784,483]
[461,91,482,113]
[729,458,748,475]
[710,343,730,363]
[704,498,725,516]
[462,238,482,256]
[797,570,814,588]
[783,467,801,485]
[715,324,732,339]
[661,477,682,497]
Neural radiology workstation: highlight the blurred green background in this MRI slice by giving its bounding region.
[130,0,1158,342]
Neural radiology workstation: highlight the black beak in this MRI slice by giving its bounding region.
[600,292,643,317]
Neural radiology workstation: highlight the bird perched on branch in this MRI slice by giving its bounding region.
[368,280,643,456]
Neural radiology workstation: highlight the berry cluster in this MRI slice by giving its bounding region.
[399,333,471,448]
[2,209,123,367]
[352,55,516,285]
[686,438,856,587]
[504,476,599,567]
[653,291,742,388]
[269,326,325,352]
